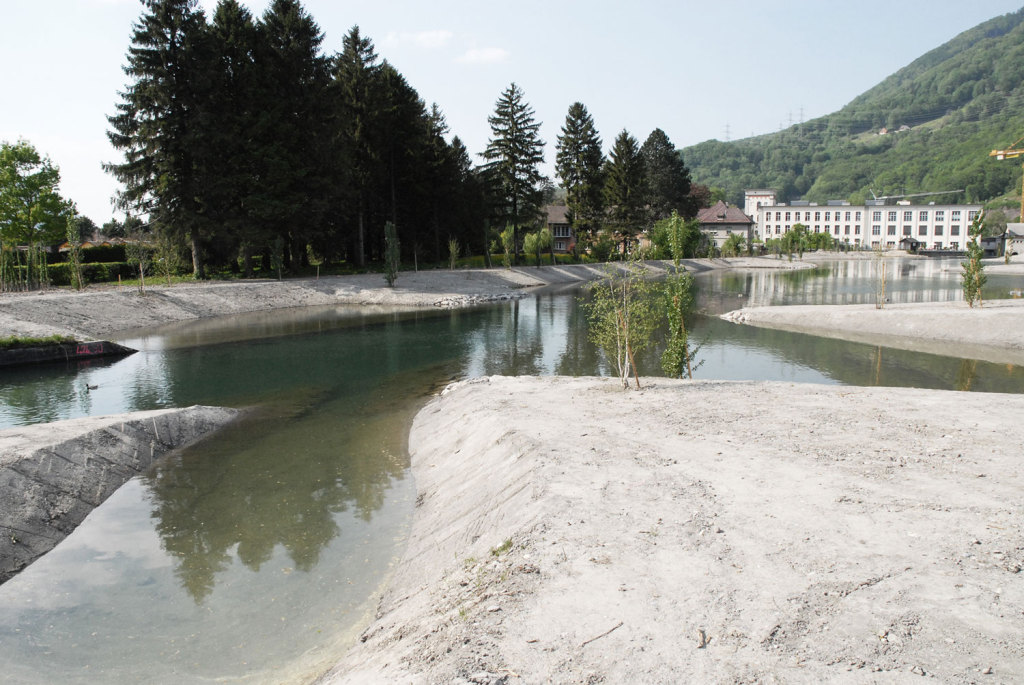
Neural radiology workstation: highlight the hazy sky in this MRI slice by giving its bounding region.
[2,0,1021,224]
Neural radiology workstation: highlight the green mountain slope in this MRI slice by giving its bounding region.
[683,8,1024,210]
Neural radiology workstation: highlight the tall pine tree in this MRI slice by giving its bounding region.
[198,0,262,274]
[555,102,605,257]
[481,83,544,265]
[256,0,329,271]
[330,25,381,267]
[641,128,695,222]
[106,0,209,277]
[604,130,646,253]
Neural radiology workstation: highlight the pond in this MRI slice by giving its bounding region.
[0,257,1020,683]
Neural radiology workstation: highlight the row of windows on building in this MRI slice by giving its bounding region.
[766,209,978,223]
[765,224,961,236]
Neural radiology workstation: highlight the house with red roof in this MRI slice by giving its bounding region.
[696,201,754,250]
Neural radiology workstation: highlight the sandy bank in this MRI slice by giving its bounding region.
[722,299,1024,366]
[0,405,239,583]
[0,257,802,340]
[320,376,1024,683]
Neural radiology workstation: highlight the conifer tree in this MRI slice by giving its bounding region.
[422,104,458,261]
[331,25,381,267]
[376,62,431,257]
[199,0,262,274]
[481,83,545,265]
[641,128,695,222]
[555,102,605,258]
[106,0,209,277]
[256,0,329,271]
[604,130,646,253]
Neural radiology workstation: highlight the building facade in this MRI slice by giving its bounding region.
[744,189,776,223]
[544,205,573,253]
[1006,223,1024,257]
[755,199,983,250]
[697,201,755,249]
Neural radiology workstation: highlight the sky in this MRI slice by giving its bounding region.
[2,0,1022,224]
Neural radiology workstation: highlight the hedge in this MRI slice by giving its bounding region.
[45,262,136,286]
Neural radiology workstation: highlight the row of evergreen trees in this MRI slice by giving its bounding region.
[107,0,488,278]
[107,0,704,278]
[555,102,703,255]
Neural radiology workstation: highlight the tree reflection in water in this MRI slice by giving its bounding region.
[143,388,411,603]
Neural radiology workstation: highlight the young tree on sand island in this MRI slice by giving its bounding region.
[583,257,661,390]
[661,212,703,379]
[481,83,545,266]
[961,212,987,308]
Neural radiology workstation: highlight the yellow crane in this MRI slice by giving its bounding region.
[990,135,1024,221]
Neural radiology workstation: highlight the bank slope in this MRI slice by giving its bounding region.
[722,298,1024,365]
[321,376,1024,683]
[0,405,239,583]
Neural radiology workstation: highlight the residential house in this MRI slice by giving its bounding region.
[697,201,754,250]
[545,205,574,253]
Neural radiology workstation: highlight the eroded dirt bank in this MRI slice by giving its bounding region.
[320,376,1023,684]
[722,298,1024,366]
[0,405,239,583]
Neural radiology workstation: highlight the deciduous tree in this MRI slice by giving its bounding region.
[0,140,72,290]
[961,212,987,307]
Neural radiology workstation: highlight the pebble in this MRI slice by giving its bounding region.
[486,605,501,612]
[434,293,524,308]
[982,666,993,674]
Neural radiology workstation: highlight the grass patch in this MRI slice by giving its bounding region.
[0,334,77,350]
[490,538,513,557]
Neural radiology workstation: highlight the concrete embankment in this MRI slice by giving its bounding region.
[722,298,1024,365]
[320,376,1024,683]
[0,340,136,367]
[0,405,239,583]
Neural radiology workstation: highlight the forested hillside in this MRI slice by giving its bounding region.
[683,8,1024,212]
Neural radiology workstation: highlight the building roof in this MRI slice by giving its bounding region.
[697,201,753,226]
[545,205,569,224]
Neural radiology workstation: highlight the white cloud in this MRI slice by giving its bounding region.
[456,47,509,65]
[383,30,454,50]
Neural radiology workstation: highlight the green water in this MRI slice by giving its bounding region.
[0,258,1021,683]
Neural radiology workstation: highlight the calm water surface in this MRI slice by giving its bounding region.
[0,258,1021,683]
